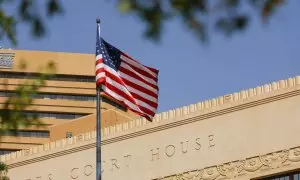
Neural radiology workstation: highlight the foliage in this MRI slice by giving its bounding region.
[0,1,60,178]
[118,0,286,42]
[0,161,8,180]
[0,61,56,135]
[0,0,63,45]
[0,61,55,179]
[0,0,287,45]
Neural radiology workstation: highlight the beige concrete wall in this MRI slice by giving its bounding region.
[0,137,50,150]
[1,49,95,75]
[2,76,300,180]
[0,49,136,150]
[49,110,138,141]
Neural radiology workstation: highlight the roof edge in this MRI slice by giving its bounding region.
[1,75,300,163]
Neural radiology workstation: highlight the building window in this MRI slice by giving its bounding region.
[0,149,18,155]
[0,91,96,101]
[260,171,300,180]
[0,91,127,111]
[0,130,50,138]
[23,111,88,119]
[66,132,72,138]
[0,72,95,82]
[0,110,89,120]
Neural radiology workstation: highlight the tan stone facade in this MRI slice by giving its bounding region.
[0,49,137,152]
[1,75,300,180]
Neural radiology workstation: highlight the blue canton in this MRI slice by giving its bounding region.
[96,35,121,71]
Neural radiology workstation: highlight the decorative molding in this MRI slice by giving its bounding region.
[101,76,300,137]
[4,87,300,169]
[1,76,300,166]
[0,48,15,69]
[154,147,300,180]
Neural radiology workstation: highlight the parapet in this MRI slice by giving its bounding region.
[1,75,300,163]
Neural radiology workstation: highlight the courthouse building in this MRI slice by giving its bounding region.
[1,49,300,180]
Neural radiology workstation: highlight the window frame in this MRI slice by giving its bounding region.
[259,171,300,180]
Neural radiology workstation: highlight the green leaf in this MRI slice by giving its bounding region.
[32,17,45,37]
[119,0,132,13]
[47,0,63,16]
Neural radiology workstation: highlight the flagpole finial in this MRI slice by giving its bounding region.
[96,18,101,24]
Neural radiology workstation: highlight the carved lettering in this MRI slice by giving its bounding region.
[165,145,176,157]
[71,168,79,179]
[110,159,120,172]
[124,154,132,167]
[208,135,215,147]
[195,138,201,150]
[150,148,160,161]
[180,140,189,154]
[150,135,216,162]
[84,165,93,176]
[48,174,53,180]
[22,134,217,179]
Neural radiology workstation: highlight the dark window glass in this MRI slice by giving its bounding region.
[0,149,18,155]
[0,130,49,138]
[0,91,96,101]
[0,90,127,111]
[261,171,300,180]
[0,110,89,120]
[66,132,72,138]
[24,111,88,119]
[0,72,95,82]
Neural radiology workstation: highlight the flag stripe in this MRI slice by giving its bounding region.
[102,85,152,120]
[95,68,105,76]
[102,85,146,115]
[125,84,158,104]
[118,71,158,95]
[103,65,158,107]
[120,66,158,89]
[121,78,158,99]
[122,60,157,81]
[121,55,158,78]
[96,72,105,80]
[106,70,158,103]
[96,77,105,86]
[121,53,158,74]
[105,77,156,112]
[103,83,154,117]
[130,91,158,108]
[96,54,102,61]
[104,65,158,98]
[121,62,157,84]
[105,72,158,108]
[96,62,104,70]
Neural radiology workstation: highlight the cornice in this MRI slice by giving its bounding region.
[102,76,300,137]
[2,76,300,168]
[5,87,300,169]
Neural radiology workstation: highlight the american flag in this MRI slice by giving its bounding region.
[95,24,159,120]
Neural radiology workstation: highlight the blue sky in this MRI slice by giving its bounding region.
[3,1,300,112]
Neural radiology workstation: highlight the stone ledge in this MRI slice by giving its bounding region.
[1,75,299,164]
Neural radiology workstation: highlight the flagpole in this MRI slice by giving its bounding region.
[96,18,102,180]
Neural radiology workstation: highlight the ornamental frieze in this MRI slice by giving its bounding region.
[154,147,300,180]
